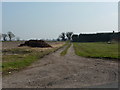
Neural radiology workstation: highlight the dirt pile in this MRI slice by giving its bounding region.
[19,40,52,48]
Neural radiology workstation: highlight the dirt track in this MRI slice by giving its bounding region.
[2,44,118,88]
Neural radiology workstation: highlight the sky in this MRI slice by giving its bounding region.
[2,2,118,40]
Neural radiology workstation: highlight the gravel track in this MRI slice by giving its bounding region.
[2,44,118,88]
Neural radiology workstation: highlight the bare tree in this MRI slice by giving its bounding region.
[66,32,73,40]
[7,31,15,41]
[2,34,8,41]
[59,32,66,41]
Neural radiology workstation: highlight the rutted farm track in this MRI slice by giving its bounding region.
[2,44,118,88]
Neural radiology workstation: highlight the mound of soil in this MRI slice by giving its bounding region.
[18,40,52,48]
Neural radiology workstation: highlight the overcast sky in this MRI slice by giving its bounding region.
[2,2,118,40]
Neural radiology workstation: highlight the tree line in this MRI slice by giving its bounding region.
[71,31,120,42]
[57,31,120,42]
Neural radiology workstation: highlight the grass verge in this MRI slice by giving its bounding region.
[60,42,71,56]
[73,42,119,59]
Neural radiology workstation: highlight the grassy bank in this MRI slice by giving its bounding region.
[60,42,71,56]
[73,42,119,59]
[2,44,64,75]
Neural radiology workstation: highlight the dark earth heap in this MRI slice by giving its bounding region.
[19,40,52,48]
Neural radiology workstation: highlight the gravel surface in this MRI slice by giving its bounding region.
[2,44,118,88]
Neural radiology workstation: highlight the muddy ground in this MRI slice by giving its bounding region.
[2,44,118,88]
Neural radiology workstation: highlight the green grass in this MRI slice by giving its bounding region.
[73,42,119,59]
[2,45,64,75]
[60,42,71,56]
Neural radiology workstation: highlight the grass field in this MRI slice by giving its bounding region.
[73,42,119,59]
[2,41,65,75]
